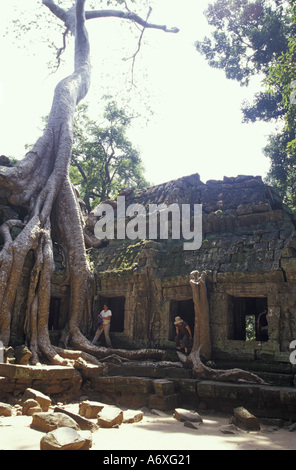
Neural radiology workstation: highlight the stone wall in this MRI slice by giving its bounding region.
[2,170,296,375]
[92,174,296,373]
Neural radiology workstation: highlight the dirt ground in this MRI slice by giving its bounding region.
[0,403,295,451]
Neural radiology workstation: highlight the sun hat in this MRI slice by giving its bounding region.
[174,316,183,325]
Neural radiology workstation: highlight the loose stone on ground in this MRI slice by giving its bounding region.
[31,412,80,433]
[0,403,13,417]
[97,406,124,428]
[40,427,93,451]
[231,407,261,431]
[173,408,203,423]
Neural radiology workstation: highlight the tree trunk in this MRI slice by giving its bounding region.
[0,0,93,365]
[178,348,266,385]
[188,271,265,384]
[190,270,212,361]
[0,1,179,366]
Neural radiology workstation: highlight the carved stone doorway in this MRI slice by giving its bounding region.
[169,299,195,341]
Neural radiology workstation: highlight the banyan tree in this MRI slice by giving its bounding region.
[0,0,179,365]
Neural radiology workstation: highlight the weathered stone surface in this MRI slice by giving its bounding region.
[173,408,203,423]
[0,402,13,416]
[220,424,239,434]
[152,380,175,397]
[90,172,296,373]
[0,363,82,396]
[233,407,260,431]
[150,409,169,417]
[75,362,106,380]
[31,412,80,433]
[92,376,152,394]
[22,399,42,416]
[79,400,105,419]
[40,427,92,451]
[117,392,149,409]
[54,406,99,432]
[97,406,123,428]
[149,394,178,411]
[123,410,144,424]
[22,388,51,412]
[183,420,199,430]
[14,346,32,365]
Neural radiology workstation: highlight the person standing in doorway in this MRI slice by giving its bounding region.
[92,304,113,348]
[174,316,192,355]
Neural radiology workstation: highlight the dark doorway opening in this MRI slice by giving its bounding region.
[99,296,125,332]
[169,299,195,341]
[229,296,268,341]
[48,297,61,331]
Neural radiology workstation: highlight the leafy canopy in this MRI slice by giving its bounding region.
[70,99,149,212]
[196,0,296,208]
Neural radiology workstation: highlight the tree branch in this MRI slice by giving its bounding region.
[42,1,179,34]
[85,9,180,33]
[123,6,153,89]
[42,0,68,24]
[74,160,88,184]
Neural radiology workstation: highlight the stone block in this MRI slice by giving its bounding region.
[233,407,260,431]
[0,402,13,416]
[93,376,152,394]
[117,392,149,409]
[79,400,105,419]
[40,427,92,451]
[97,406,123,428]
[0,364,82,396]
[31,412,80,433]
[149,394,178,411]
[54,406,99,432]
[173,408,203,423]
[22,388,51,411]
[22,399,42,416]
[123,410,144,423]
[152,379,175,397]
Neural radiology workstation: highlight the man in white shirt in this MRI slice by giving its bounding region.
[92,304,113,348]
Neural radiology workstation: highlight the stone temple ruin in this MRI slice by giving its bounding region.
[1,171,296,420]
[91,173,296,370]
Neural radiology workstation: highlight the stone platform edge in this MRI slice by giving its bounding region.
[0,363,296,421]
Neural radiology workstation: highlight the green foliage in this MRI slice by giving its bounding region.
[245,315,256,341]
[262,26,296,207]
[196,0,291,86]
[196,0,296,209]
[70,99,149,212]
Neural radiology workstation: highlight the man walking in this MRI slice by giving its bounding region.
[92,304,113,348]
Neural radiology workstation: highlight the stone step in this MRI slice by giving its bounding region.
[213,360,294,387]
[0,363,82,397]
[251,371,294,387]
[214,359,293,374]
[86,374,296,420]
[105,357,294,386]
[106,362,193,379]
[90,376,179,410]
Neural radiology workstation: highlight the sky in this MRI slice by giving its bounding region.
[0,0,278,186]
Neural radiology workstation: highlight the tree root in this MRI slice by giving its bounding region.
[178,347,266,385]
[75,344,164,362]
[0,1,93,367]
